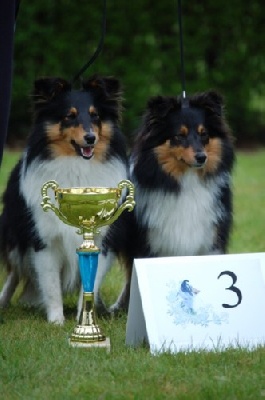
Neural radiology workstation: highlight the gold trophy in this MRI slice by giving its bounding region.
[41,179,135,349]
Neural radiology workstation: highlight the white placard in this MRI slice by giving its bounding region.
[126,253,265,354]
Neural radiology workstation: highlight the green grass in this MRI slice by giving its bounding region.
[229,150,265,253]
[0,149,265,400]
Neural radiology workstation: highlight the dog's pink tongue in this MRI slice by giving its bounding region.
[81,147,93,158]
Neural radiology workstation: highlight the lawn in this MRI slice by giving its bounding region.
[0,149,265,400]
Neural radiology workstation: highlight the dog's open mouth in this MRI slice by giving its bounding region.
[80,146,94,159]
[71,140,94,160]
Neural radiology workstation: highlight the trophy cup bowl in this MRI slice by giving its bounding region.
[41,179,135,349]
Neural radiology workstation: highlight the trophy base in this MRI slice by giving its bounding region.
[69,336,111,350]
[69,291,110,350]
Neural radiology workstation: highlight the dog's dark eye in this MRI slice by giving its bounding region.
[177,125,188,138]
[177,132,186,138]
[65,112,77,120]
[200,130,208,138]
[175,132,187,141]
[170,133,187,146]
[90,111,99,120]
[198,125,208,140]
[200,131,209,143]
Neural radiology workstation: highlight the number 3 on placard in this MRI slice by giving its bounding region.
[218,271,242,308]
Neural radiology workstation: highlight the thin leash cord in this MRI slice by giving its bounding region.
[14,0,21,31]
[71,0,107,84]
[177,0,186,99]
[15,0,21,20]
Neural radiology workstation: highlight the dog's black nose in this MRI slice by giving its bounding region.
[84,133,96,145]
[195,152,207,165]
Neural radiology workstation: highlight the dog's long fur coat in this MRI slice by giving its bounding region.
[0,75,128,323]
[97,91,235,314]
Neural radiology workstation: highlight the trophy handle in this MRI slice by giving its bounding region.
[97,179,135,229]
[118,179,135,212]
[41,180,73,227]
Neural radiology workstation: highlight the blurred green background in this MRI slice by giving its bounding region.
[7,0,265,147]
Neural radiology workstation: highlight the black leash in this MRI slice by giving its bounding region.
[71,0,107,84]
[177,0,188,103]
[15,0,106,85]
[15,0,21,21]
[18,0,185,97]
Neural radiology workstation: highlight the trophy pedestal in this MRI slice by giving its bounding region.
[69,338,111,349]
[69,291,110,350]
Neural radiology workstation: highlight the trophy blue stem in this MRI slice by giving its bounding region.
[77,251,99,292]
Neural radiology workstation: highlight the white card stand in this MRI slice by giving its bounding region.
[126,253,265,354]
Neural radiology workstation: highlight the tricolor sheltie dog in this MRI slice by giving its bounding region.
[98,90,235,314]
[0,75,128,324]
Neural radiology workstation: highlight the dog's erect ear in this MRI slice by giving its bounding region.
[90,75,120,92]
[33,77,71,104]
[190,90,224,117]
[147,96,177,118]
[137,97,179,149]
[83,76,123,121]
[203,90,224,116]
[83,76,122,100]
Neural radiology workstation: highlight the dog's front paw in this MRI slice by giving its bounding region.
[47,309,65,325]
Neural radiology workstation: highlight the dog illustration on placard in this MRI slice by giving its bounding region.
[179,280,200,314]
[167,279,229,327]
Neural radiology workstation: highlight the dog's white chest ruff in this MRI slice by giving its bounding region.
[135,173,221,256]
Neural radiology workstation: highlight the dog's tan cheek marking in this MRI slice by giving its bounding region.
[46,123,61,140]
[179,146,196,166]
[204,138,222,173]
[155,141,188,178]
[91,123,100,143]
[46,123,80,157]
[68,126,88,145]
[94,122,112,161]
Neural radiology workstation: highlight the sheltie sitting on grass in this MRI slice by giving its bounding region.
[97,90,235,315]
[0,75,128,324]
